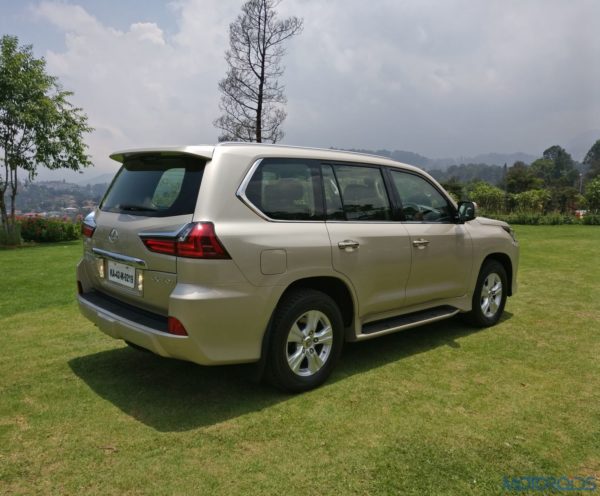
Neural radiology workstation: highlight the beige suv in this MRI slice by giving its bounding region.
[77,143,519,392]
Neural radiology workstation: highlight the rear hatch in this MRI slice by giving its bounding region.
[85,152,207,315]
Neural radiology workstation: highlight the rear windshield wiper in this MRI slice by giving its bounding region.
[118,204,157,212]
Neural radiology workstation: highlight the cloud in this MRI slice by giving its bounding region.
[30,0,600,179]
[33,0,238,176]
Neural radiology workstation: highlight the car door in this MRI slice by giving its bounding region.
[388,169,472,306]
[323,163,412,319]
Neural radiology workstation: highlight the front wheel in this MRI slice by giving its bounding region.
[265,289,344,393]
[463,260,508,327]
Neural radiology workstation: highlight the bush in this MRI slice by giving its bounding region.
[484,212,579,225]
[19,217,81,242]
[468,182,506,213]
[582,213,600,225]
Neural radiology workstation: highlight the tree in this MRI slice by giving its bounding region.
[0,35,92,240]
[583,139,600,180]
[213,0,303,143]
[440,177,464,202]
[505,161,543,193]
[530,145,578,188]
[585,177,600,213]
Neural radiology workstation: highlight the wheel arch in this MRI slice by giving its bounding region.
[281,276,356,329]
[254,275,356,380]
[481,252,513,296]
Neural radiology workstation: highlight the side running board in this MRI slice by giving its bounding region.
[359,305,459,338]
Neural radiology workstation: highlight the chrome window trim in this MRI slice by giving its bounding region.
[236,157,457,225]
[92,248,147,269]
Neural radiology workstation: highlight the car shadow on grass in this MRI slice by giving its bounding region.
[69,312,512,432]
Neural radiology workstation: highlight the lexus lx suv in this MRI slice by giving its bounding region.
[77,143,519,392]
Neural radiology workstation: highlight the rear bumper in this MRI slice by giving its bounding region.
[78,291,198,361]
[78,284,277,366]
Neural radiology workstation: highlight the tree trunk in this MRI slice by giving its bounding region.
[255,2,265,143]
[9,165,18,225]
[0,149,9,233]
[0,193,8,233]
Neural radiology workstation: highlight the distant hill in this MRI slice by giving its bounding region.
[343,148,537,170]
[345,149,432,168]
[76,173,116,186]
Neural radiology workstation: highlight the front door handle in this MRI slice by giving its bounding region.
[412,238,430,248]
[338,240,360,250]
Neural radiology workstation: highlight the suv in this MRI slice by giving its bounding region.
[77,143,519,392]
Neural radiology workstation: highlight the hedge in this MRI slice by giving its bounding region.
[19,217,81,242]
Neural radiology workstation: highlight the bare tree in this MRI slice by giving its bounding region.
[214,0,303,143]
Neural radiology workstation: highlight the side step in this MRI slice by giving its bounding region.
[360,305,459,337]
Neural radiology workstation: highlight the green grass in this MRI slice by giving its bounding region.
[1,227,599,495]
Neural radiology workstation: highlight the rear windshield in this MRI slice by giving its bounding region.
[100,155,205,217]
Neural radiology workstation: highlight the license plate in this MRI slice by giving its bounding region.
[107,260,136,289]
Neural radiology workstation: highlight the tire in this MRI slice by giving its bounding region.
[265,289,344,393]
[463,260,508,327]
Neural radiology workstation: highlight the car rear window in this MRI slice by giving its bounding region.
[100,155,205,217]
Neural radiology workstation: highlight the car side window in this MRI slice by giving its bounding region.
[389,170,454,223]
[332,165,392,221]
[245,159,322,220]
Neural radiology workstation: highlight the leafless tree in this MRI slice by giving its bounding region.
[214,0,303,143]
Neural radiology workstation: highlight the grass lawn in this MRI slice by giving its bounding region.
[1,226,599,495]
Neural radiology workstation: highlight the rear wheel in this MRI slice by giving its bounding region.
[266,289,344,393]
[464,260,508,327]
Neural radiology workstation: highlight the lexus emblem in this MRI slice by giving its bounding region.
[108,229,119,243]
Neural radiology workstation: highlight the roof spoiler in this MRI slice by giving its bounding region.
[110,145,215,163]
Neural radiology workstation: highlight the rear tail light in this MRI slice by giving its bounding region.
[82,222,95,238]
[141,222,230,259]
[82,212,96,238]
[167,317,188,336]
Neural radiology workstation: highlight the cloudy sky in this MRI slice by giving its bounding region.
[1,0,599,180]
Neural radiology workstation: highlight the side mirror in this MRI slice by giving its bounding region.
[457,201,477,222]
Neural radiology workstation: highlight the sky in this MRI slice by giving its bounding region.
[1,0,599,181]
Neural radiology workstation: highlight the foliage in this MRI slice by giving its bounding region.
[489,212,577,225]
[582,213,600,225]
[439,178,464,201]
[505,161,543,193]
[584,177,600,213]
[467,181,506,213]
[213,0,303,143]
[583,139,600,180]
[429,163,505,186]
[546,186,582,214]
[530,146,578,188]
[509,188,550,214]
[19,216,81,242]
[0,35,92,238]
[0,222,21,245]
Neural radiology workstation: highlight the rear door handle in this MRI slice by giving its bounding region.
[412,238,430,248]
[338,240,360,250]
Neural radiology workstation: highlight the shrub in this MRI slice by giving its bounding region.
[484,212,579,225]
[468,182,506,213]
[582,213,600,225]
[585,178,600,213]
[19,217,81,243]
[511,189,550,214]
